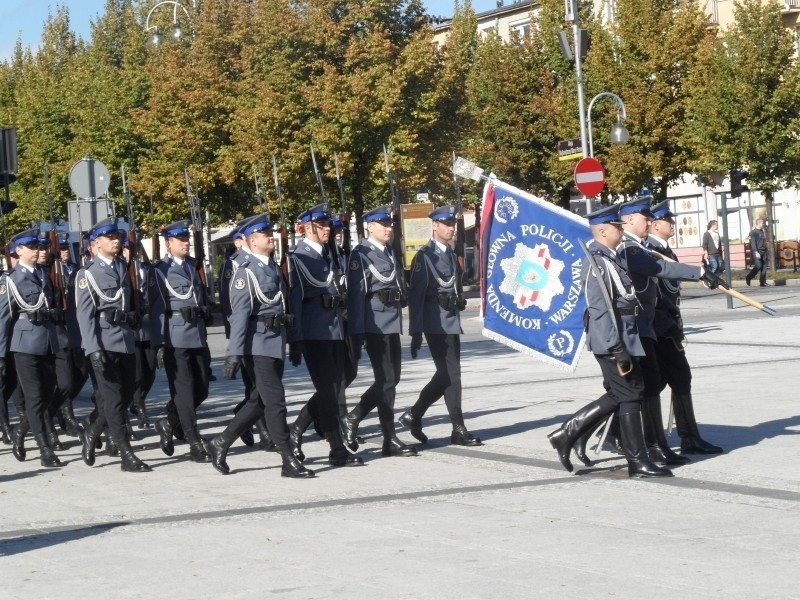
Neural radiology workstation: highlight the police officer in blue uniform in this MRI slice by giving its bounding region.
[210,214,313,478]
[287,203,363,467]
[646,201,723,455]
[614,194,723,466]
[343,205,417,457]
[548,206,672,477]
[0,229,62,467]
[150,220,213,462]
[399,205,480,447]
[74,217,151,472]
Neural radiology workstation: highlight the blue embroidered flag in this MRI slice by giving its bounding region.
[480,178,590,371]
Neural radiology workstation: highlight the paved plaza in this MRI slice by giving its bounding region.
[2,284,799,599]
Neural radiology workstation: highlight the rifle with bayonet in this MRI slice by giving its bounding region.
[271,154,294,327]
[150,195,160,263]
[333,153,352,253]
[184,169,212,308]
[122,166,142,324]
[382,145,408,296]
[310,145,345,290]
[253,163,266,213]
[45,166,67,314]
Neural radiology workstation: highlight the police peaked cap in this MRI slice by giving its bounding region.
[37,232,49,246]
[429,205,457,221]
[160,220,191,238]
[11,228,41,248]
[586,205,624,226]
[650,200,675,221]
[298,203,330,223]
[240,214,273,236]
[364,205,393,223]
[617,198,654,219]
[58,232,70,247]
[86,217,119,241]
[331,214,345,230]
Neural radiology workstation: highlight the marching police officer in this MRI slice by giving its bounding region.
[342,205,417,457]
[646,201,723,455]
[0,229,62,467]
[399,205,481,446]
[150,220,213,462]
[287,203,362,467]
[75,217,151,472]
[548,206,672,477]
[613,195,722,466]
[210,214,313,478]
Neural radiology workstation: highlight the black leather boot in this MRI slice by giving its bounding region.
[0,405,11,445]
[185,428,211,463]
[326,429,364,467]
[55,406,67,434]
[289,404,314,462]
[44,418,65,451]
[642,396,690,466]
[34,433,62,468]
[343,403,366,452]
[60,403,82,437]
[547,397,617,473]
[11,419,28,462]
[125,411,140,441]
[79,421,102,466]
[116,437,152,472]
[278,444,315,478]
[380,422,417,457]
[134,398,152,429]
[672,393,723,455]
[107,435,120,457]
[450,410,482,447]
[398,408,427,443]
[619,411,673,478]
[256,418,277,452]
[207,433,233,474]
[155,418,175,457]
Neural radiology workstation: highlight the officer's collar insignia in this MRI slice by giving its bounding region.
[234,278,245,289]
[78,278,88,289]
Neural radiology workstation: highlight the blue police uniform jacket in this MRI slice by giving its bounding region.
[0,265,60,355]
[346,240,404,336]
[287,239,345,342]
[226,253,287,360]
[149,256,209,349]
[74,257,136,355]
[408,240,462,335]
[645,236,682,336]
[220,249,248,336]
[133,259,155,344]
[582,240,644,357]
[65,265,83,350]
[41,262,70,351]
[617,231,700,340]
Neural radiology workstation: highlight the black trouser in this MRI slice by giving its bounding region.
[226,356,288,445]
[352,333,402,423]
[302,340,347,433]
[233,360,257,414]
[1,353,17,424]
[90,351,136,442]
[655,335,691,395]
[747,254,768,285]
[133,341,157,410]
[639,337,662,398]
[49,347,76,416]
[164,346,210,431]
[595,354,644,416]
[67,348,90,401]
[14,352,56,438]
[414,333,462,419]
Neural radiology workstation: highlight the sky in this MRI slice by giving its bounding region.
[0,0,500,62]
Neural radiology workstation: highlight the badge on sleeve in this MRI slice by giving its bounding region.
[78,278,88,289]
[0,284,5,295]
[148,276,156,287]
[224,268,232,279]
[350,259,360,271]
[234,278,245,289]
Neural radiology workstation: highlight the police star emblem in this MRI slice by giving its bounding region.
[0,284,5,295]
[78,278,88,289]
[499,243,565,311]
[234,278,246,289]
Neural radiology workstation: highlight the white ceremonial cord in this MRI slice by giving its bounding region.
[423,254,455,289]
[367,263,396,285]
[154,268,196,302]
[245,269,283,306]
[598,256,637,301]
[6,277,47,311]
[84,271,125,307]
[291,255,333,288]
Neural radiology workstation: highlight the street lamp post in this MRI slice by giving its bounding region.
[587,92,630,158]
[145,1,195,47]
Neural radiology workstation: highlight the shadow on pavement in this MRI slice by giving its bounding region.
[0,522,127,557]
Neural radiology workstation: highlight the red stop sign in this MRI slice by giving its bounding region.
[574,157,606,197]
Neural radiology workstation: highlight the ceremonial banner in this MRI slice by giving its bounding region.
[480,178,590,371]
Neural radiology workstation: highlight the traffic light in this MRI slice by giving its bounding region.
[730,169,749,199]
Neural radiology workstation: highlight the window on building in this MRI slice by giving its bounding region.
[509,20,531,41]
